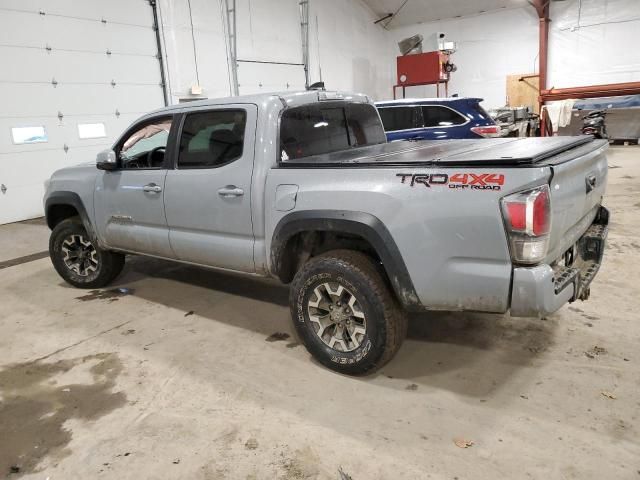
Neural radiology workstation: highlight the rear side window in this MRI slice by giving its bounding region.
[178,109,246,168]
[378,106,420,131]
[280,102,385,160]
[421,106,467,127]
[470,102,491,121]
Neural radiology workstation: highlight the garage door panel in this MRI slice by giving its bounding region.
[0,12,157,56]
[0,183,46,224]
[237,63,305,95]
[53,0,153,25]
[0,49,161,86]
[2,83,163,119]
[106,56,163,85]
[0,115,138,154]
[0,0,153,25]
[1,150,63,186]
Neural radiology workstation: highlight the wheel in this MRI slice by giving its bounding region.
[49,217,125,289]
[289,250,407,375]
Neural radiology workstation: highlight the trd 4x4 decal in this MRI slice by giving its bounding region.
[396,173,505,191]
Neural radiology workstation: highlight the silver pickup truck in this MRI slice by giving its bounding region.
[44,91,609,375]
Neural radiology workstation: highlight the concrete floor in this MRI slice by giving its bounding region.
[0,146,639,479]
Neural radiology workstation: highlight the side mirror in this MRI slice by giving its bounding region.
[96,149,118,171]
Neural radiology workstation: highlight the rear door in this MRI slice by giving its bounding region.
[163,105,257,273]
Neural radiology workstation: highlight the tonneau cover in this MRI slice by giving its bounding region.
[278,136,595,168]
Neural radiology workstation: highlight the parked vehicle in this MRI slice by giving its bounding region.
[44,91,609,375]
[375,97,500,141]
[581,109,608,139]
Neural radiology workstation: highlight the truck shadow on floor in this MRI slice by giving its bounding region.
[379,311,557,396]
[106,256,557,397]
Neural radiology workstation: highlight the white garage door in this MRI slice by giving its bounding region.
[235,0,307,95]
[0,0,165,225]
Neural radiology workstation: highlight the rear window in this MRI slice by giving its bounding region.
[470,102,492,121]
[279,102,386,160]
[377,106,420,131]
[421,106,467,127]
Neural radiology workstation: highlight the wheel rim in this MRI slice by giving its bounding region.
[61,234,99,277]
[307,282,366,352]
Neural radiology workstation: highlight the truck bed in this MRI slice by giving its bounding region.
[278,136,596,168]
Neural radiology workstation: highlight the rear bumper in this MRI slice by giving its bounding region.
[510,206,609,317]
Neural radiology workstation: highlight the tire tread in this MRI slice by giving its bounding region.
[290,249,407,374]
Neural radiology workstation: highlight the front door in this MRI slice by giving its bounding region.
[94,115,175,258]
[163,105,256,272]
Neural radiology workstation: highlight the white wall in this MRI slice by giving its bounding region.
[548,0,640,89]
[307,0,395,100]
[388,8,540,107]
[154,0,640,107]
[157,0,231,102]
[157,0,394,103]
[388,0,640,108]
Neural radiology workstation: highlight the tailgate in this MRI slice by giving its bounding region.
[543,139,608,263]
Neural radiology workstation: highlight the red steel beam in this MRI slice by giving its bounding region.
[532,0,550,135]
[533,0,550,92]
[540,82,640,102]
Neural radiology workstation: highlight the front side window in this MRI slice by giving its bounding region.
[421,106,467,127]
[377,106,420,132]
[280,102,385,160]
[178,110,246,168]
[119,117,172,169]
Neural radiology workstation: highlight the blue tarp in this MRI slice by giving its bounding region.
[574,95,640,110]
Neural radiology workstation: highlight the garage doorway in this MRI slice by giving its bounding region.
[0,1,166,224]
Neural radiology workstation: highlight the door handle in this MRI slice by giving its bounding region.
[143,183,162,193]
[217,186,244,197]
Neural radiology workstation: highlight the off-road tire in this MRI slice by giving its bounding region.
[290,249,407,375]
[49,217,124,289]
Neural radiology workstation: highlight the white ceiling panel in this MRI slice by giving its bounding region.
[362,0,531,28]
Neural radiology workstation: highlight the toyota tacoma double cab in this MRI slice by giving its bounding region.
[44,91,609,375]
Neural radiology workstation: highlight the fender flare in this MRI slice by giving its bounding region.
[45,191,100,245]
[270,210,421,309]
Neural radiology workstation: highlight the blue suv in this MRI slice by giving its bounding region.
[376,98,500,141]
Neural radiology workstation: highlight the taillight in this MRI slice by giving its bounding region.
[501,185,551,264]
[470,125,501,138]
